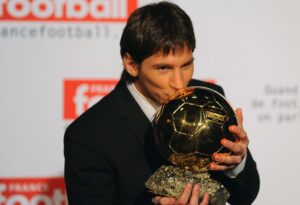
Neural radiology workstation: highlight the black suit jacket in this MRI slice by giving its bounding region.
[64,79,259,205]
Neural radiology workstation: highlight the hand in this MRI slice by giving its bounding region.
[152,184,209,205]
[210,108,249,171]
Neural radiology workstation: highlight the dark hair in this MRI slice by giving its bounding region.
[120,1,196,82]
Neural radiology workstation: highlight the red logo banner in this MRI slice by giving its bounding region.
[0,177,67,205]
[63,79,118,120]
[0,0,137,22]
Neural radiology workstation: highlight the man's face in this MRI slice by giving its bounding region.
[132,46,194,105]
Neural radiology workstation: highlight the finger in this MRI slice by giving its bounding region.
[213,153,243,165]
[153,196,176,205]
[161,197,176,205]
[235,108,243,128]
[177,183,193,205]
[221,138,247,155]
[199,192,209,205]
[189,184,200,205]
[229,126,249,142]
[209,162,236,171]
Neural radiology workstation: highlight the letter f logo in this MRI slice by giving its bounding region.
[73,84,89,116]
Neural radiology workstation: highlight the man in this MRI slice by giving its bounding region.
[64,2,259,205]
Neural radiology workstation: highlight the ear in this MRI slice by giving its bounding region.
[123,53,139,77]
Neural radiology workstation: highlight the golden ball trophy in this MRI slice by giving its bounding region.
[145,86,238,205]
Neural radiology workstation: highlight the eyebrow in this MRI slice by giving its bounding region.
[152,57,194,68]
[181,58,194,67]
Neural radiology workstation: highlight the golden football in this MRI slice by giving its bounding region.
[152,86,238,172]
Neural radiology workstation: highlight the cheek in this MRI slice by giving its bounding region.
[137,74,167,100]
[150,83,169,100]
[146,78,170,101]
[145,73,169,90]
[183,68,194,84]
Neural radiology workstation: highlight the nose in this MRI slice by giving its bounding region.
[170,69,185,90]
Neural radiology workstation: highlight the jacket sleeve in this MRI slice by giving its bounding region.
[64,124,116,205]
[211,149,260,205]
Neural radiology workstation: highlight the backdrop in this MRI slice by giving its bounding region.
[1,0,299,204]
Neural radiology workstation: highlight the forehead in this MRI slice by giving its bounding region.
[143,46,193,64]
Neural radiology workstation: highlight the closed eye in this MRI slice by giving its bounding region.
[154,65,172,72]
[158,66,169,70]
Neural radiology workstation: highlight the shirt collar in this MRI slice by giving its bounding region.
[127,82,160,121]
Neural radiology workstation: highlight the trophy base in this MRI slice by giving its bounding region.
[145,165,229,205]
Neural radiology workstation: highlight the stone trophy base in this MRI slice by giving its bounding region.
[145,165,229,205]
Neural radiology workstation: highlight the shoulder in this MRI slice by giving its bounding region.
[188,79,225,96]
[65,86,122,137]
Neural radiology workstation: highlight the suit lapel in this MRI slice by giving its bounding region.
[114,83,150,147]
